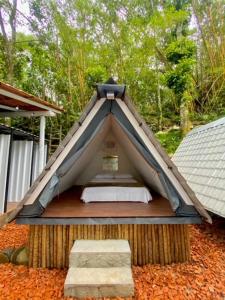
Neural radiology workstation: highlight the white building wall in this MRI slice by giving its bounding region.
[7,140,33,202]
[0,134,11,212]
[0,131,48,213]
[32,143,47,183]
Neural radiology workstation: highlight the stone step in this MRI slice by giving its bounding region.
[70,239,131,268]
[64,267,134,298]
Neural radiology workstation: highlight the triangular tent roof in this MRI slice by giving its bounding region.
[8,80,211,224]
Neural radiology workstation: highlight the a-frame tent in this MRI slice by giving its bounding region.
[6,79,211,267]
[9,79,210,225]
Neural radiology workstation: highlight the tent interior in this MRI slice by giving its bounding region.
[57,115,167,198]
[40,115,175,218]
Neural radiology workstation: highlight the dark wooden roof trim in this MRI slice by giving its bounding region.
[16,216,202,225]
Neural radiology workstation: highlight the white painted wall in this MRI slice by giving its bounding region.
[6,140,47,203]
[32,143,47,183]
[7,140,34,202]
[0,134,11,212]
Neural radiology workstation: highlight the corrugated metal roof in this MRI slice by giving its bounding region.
[172,116,225,218]
[188,117,225,135]
[0,81,64,113]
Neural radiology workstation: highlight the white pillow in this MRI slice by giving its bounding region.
[95,173,114,179]
[114,174,133,179]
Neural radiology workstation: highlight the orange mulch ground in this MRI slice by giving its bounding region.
[0,222,29,250]
[0,221,224,300]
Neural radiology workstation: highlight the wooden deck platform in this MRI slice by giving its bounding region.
[42,186,175,218]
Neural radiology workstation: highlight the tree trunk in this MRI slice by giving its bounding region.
[157,88,163,132]
[180,101,191,136]
[156,65,162,131]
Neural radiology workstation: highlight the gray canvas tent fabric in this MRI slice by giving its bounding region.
[19,99,198,218]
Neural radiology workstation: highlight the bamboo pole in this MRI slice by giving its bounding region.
[158,225,165,265]
[49,226,54,268]
[179,224,183,262]
[41,225,47,268]
[169,225,175,263]
[133,224,138,265]
[77,225,81,239]
[62,225,66,267]
[151,224,158,264]
[45,226,49,268]
[173,225,179,263]
[128,225,133,262]
[83,224,88,239]
[180,225,185,262]
[162,225,168,264]
[144,225,148,265]
[140,225,145,265]
[28,225,34,267]
[33,225,39,268]
[137,225,142,265]
[185,225,190,261]
[38,225,42,267]
[147,225,153,265]
[53,225,57,267]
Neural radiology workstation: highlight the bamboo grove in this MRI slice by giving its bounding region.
[0,0,225,151]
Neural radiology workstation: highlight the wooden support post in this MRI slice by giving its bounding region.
[39,115,46,174]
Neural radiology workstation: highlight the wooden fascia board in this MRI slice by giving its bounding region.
[0,111,56,117]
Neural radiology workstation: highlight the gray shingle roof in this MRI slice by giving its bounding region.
[172,117,225,218]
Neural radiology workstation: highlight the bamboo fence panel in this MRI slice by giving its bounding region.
[28,224,190,268]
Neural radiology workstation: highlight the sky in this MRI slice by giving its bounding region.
[17,0,31,34]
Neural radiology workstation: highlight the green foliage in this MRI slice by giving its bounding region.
[165,37,196,64]
[165,58,194,95]
[0,0,224,148]
[156,129,182,155]
[85,66,108,88]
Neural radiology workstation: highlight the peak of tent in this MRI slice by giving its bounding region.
[105,77,117,84]
[96,80,126,99]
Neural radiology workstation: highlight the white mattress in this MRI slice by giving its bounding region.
[81,186,152,203]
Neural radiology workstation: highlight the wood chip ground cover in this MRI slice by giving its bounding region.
[0,221,224,299]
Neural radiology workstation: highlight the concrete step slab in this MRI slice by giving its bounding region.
[64,267,134,298]
[70,239,131,268]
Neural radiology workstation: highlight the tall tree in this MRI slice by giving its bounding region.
[192,0,225,113]
[0,0,18,83]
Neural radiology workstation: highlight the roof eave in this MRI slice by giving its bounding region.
[0,81,64,114]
